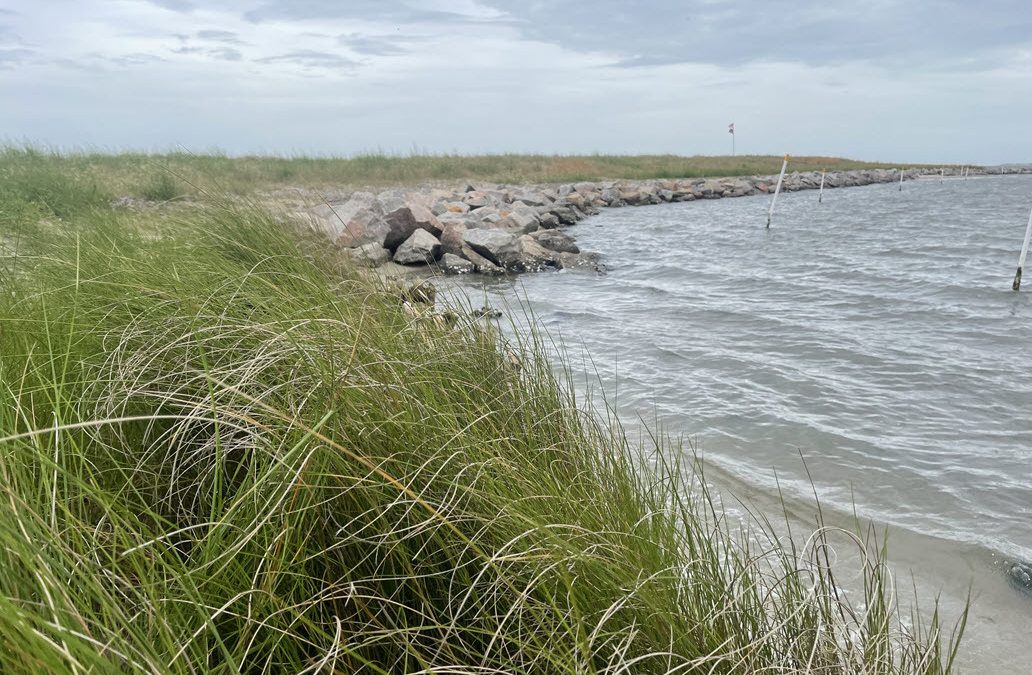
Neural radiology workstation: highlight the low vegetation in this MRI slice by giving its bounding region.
[0,153,964,673]
[1,145,953,200]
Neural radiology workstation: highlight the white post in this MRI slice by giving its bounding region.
[818,169,826,203]
[940,168,944,184]
[1014,206,1032,291]
[767,154,789,228]
[899,168,904,191]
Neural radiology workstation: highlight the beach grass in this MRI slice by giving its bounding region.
[0,155,966,673]
[1,145,952,201]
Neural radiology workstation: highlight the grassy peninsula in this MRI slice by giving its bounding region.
[0,149,964,673]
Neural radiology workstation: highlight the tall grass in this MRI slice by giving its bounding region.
[1,145,951,199]
[0,168,964,673]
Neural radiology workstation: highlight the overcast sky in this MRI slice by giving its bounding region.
[1,0,1030,163]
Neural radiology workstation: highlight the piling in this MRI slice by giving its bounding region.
[767,154,789,228]
[1013,206,1032,291]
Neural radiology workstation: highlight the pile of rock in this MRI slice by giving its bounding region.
[304,168,964,276]
[306,184,603,275]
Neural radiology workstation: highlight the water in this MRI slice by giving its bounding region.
[441,175,1032,665]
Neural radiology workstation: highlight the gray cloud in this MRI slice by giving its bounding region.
[482,0,1032,68]
[255,49,357,69]
[145,0,195,11]
[244,0,503,26]
[209,46,242,61]
[337,32,418,56]
[196,29,243,44]
[0,47,32,68]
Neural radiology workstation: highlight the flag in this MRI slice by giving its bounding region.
[728,122,735,134]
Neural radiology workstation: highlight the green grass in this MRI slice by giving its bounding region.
[1,145,955,201]
[0,159,966,673]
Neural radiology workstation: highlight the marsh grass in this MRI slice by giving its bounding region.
[0,164,965,673]
[1,145,952,200]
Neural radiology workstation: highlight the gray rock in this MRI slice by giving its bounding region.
[345,242,391,267]
[514,191,552,207]
[537,212,561,229]
[439,221,468,256]
[515,235,560,272]
[462,229,520,268]
[460,244,505,275]
[381,201,442,251]
[439,252,475,275]
[393,229,442,265]
[530,229,580,254]
[310,192,390,248]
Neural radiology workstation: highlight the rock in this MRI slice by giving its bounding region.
[345,242,390,267]
[439,252,475,275]
[530,229,580,254]
[504,206,540,234]
[439,221,468,256]
[537,212,561,229]
[460,245,505,275]
[573,181,596,193]
[515,235,560,272]
[1009,563,1032,592]
[310,192,390,248]
[463,191,494,209]
[393,229,442,265]
[381,200,443,252]
[514,191,552,207]
[462,229,520,268]
[558,251,603,272]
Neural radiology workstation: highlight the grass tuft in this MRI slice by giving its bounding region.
[0,163,964,673]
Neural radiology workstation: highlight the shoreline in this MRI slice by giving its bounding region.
[305,166,1031,277]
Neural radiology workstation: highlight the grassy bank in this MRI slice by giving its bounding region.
[1,146,948,201]
[0,161,964,673]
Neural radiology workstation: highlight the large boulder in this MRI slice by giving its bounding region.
[462,229,520,268]
[310,192,390,248]
[460,245,505,275]
[529,229,579,254]
[379,196,443,252]
[345,242,391,267]
[514,235,560,272]
[439,252,475,275]
[393,229,442,265]
[439,221,468,256]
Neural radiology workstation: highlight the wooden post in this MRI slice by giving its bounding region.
[899,168,904,191]
[767,154,789,228]
[1014,206,1032,291]
[818,169,826,203]
[940,168,945,184]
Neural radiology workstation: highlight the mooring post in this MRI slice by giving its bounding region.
[818,169,826,203]
[940,167,945,184]
[767,153,789,228]
[1014,206,1032,291]
[899,167,904,191]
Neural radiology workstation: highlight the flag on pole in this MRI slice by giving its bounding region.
[728,122,734,134]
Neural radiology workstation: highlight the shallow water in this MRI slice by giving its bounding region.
[441,175,1032,666]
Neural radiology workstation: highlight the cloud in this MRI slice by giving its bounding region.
[0,47,32,68]
[337,32,418,56]
[481,0,1032,68]
[196,29,243,44]
[144,0,196,12]
[255,49,357,69]
[209,46,242,61]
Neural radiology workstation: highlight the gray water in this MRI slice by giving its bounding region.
[442,175,1032,665]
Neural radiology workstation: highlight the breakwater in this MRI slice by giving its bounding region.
[306,166,1028,275]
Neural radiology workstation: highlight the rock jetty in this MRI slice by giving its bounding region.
[304,166,1015,276]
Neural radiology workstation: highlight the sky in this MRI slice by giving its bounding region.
[1,0,1030,163]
